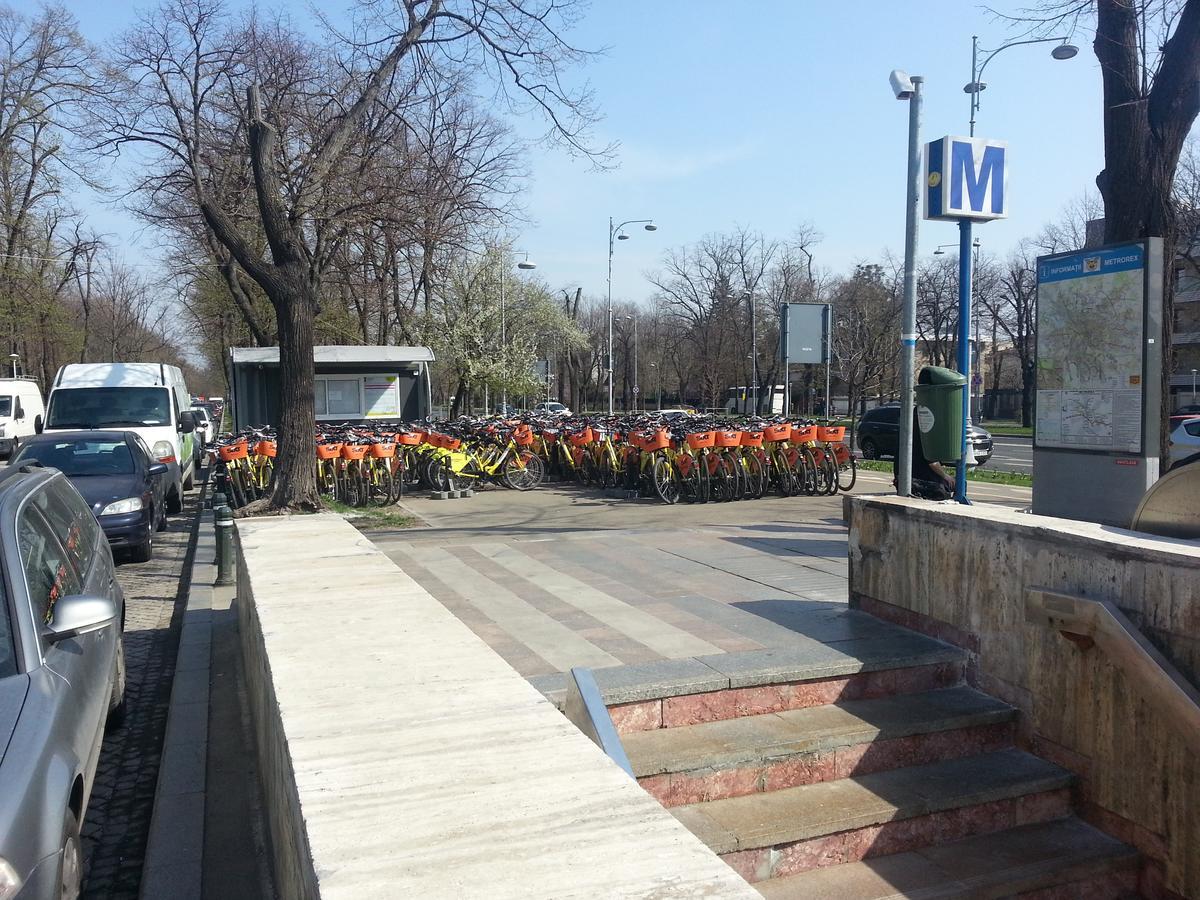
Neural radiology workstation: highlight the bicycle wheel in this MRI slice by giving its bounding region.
[772,453,793,497]
[652,456,681,505]
[367,464,394,507]
[744,452,767,499]
[836,455,858,492]
[228,465,248,508]
[502,451,545,491]
[821,451,838,495]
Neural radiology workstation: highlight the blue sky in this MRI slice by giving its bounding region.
[66,0,1105,306]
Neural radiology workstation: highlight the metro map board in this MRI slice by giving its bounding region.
[1035,243,1146,454]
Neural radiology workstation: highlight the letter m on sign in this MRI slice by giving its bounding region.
[924,136,1008,222]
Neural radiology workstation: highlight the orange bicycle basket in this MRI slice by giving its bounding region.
[395,432,421,446]
[218,441,248,462]
[791,425,817,442]
[441,436,463,450]
[253,440,277,458]
[514,430,535,446]
[425,433,445,448]
[740,431,763,448]
[315,442,342,460]
[567,428,593,447]
[369,443,396,459]
[714,429,742,448]
[762,423,791,442]
[643,429,671,452]
[340,443,369,460]
[686,431,716,450]
[817,426,845,442]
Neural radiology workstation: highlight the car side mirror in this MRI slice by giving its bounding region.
[43,594,118,644]
[178,411,196,434]
[148,462,169,477]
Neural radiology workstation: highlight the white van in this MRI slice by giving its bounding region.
[45,363,197,512]
[0,378,46,457]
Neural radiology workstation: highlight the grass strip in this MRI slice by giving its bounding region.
[856,458,1032,488]
[322,497,418,529]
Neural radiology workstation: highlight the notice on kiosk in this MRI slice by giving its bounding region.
[1034,245,1145,453]
[363,375,400,418]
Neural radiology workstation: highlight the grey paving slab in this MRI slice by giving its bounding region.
[163,700,208,750]
[589,657,731,704]
[142,792,205,865]
[168,666,210,707]
[696,632,964,690]
[139,863,202,900]
[156,740,207,797]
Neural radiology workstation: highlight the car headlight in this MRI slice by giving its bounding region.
[101,497,145,516]
[0,857,22,900]
[152,440,176,463]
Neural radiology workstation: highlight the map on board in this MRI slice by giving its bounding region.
[1035,244,1145,453]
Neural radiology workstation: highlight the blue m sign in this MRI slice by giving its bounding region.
[924,136,1008,222]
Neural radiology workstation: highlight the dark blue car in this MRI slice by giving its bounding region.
[9,431,168,562]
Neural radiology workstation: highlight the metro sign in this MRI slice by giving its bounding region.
[924,136,1008,222]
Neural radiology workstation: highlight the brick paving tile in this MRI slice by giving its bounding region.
[81,491,201,899]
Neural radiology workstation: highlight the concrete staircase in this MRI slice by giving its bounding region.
[611,640,1141,898]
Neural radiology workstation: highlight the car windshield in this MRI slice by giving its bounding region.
[12,438,135,475]
[47,387,171,428]
[0,397,9,417]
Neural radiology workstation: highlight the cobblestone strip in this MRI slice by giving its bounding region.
[81,489,203,899]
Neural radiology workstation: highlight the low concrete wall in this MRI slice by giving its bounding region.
[235,513,757,899]
[846,497,1199,899]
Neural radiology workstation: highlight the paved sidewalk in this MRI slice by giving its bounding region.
[373,514,854,679]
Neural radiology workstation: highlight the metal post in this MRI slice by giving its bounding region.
[781,303,791,416]
[214,502,235,586]
[749,293,757,413]
[969,36,978,138]
[956,220,973,503]
[632,316,638,412]
[897,76,923,497]
[824,304,832,420]
[500,252,507,414]
[607,217,615,415]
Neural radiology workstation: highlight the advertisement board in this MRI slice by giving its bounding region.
[779,303,828,365]
[1034,243,1147,454]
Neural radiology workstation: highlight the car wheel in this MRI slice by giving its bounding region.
[183,467,195,490]
[860,438,878,460]
[166,486,183,514]
[129,530,153,563]
[59,808,82,900]
[108,635,127,727]
[155,504,167,532]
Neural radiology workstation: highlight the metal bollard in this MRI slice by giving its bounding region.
[214,503,235,586]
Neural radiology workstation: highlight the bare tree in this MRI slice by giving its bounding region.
[101,0,603,510]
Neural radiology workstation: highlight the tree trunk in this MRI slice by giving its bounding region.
[269,281,320,510]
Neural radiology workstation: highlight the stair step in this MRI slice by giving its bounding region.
[672,749,1075,882]
[756,818,1140,900]
[627,687,1015,806]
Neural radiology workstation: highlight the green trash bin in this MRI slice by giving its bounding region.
[914,366,967,463]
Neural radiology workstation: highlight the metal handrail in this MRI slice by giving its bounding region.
[563,667,634,778]
[1026,587,1200,755]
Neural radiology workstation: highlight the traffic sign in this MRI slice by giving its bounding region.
[633,385,640,395]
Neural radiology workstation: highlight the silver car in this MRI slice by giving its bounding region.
[0,463,126,899]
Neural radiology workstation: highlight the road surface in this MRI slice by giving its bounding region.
[985,435,1033,476]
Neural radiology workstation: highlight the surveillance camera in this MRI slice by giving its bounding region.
[890,69,914,100]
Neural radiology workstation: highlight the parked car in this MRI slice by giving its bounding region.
[0,378,46,459]
[533,401,571,417]
[0,462,126,898]
[1168,415,1200,468]
[654,408,694,421]
[44,363,196,513]
[857,404,993,466]
[10,432,169,562]
[189,406,213,459]
[1173,404,1200,415]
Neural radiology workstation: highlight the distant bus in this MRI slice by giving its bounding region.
[725,385,785,415]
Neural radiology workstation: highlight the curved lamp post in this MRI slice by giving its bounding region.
[499,247,536,412]
[608,218,657,414]
[965,35,1077,136]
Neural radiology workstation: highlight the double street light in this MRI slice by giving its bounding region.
[965,35,1077,136]
[608,217,657,414]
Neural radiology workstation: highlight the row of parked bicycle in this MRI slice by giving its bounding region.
[207,413,857,509]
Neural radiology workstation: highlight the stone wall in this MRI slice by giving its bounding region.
[234,513,758,899]
[846,496,1199,898]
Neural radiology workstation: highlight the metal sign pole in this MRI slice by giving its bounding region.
[824,303,832,419]
[783,305,790,416]
[955,220,973,503]
[897,76,923,497]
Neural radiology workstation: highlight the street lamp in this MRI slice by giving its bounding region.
[743,292,758,414]
[6,353,17,378]
[649,361,661,410]
[1192,368,1197,403]
[498,247,536,412]
[624,314,640,412]
[891,67,923,499]
[964,35,1077,136]
[608,217,657,414]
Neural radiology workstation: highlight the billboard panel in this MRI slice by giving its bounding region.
[1034,243,1147,454]
[779,303,828,365]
